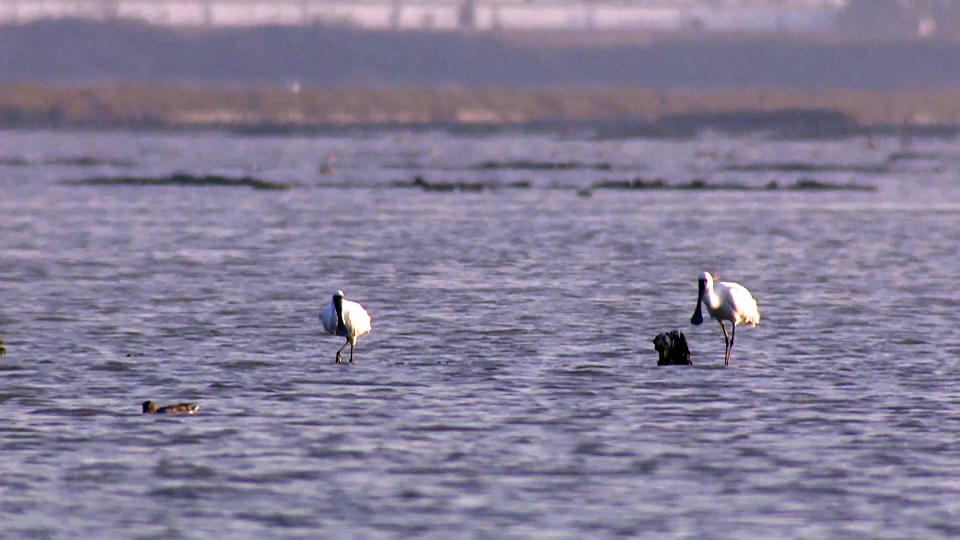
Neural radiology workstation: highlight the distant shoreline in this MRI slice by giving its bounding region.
[1,84,958,138]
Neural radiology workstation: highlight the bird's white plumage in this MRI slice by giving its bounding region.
[339,298,372,344]
[699,272,759,327]
[691,272,759,366]
[319,290,372,363]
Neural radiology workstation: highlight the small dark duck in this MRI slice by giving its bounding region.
[142,400,199,415]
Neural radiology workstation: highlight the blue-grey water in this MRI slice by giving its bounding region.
[1,128,959,538]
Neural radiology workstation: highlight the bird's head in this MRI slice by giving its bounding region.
[332,289,345,300]
[691,272,711,326]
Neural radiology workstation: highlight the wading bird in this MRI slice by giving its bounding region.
[320,290,372,363]
[690,272,759,366]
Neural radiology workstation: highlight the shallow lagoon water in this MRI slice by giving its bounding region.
[1,129,959,538]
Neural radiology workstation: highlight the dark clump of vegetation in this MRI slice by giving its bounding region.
[394,176,532,192]
[46,156,135,167]
[592,177,876,191]
[0,157,30,166]
[64,173,290,190]
[475,160,612,171]
[720,162,888,173]
[592,178,668,189]
[392,176,875,192]
[887,151,940,161]
[787,178,876,191]
[1,156,134,167]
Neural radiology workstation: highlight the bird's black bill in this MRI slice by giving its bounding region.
[333,295,346,335]
[691,280,705,325]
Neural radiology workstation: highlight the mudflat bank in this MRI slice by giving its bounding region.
[1,84,958,137]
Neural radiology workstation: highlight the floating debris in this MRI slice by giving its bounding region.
[64,173,290,190]
[142,401,199,415]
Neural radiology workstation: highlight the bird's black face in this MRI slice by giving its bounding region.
[691,279,705,325]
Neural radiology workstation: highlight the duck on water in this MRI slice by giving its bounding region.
[142,401,199,415]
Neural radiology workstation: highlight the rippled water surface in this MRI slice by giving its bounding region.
[2,129,959,538]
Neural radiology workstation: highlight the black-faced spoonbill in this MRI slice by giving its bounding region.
[690,272,759,366]
[320,290,372,363]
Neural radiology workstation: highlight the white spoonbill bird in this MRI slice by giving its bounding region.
[690,272,759,366]
[320,290,372,363]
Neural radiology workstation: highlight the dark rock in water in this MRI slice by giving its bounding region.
[652,330,692,366]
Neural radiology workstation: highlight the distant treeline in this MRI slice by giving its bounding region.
[3,18,960,89]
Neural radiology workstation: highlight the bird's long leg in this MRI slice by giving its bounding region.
[719,321,731,366]
[336,339,349,363]
[349,340,355,363]
[728,323,737,366]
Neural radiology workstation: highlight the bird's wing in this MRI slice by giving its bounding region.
[319,301,337,334]
[343,300,372,337]
[724,283,759,325]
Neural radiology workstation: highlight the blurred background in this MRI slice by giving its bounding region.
[1,0,958,131]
